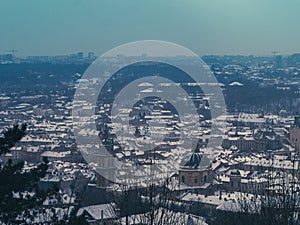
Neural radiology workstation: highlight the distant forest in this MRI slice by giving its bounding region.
[0,62,299,115]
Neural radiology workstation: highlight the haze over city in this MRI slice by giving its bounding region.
[1,0,300,56]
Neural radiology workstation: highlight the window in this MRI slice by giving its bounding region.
[181,176,185,183]
[204,175,207,183]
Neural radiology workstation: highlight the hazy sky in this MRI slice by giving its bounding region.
[1,0,300,56]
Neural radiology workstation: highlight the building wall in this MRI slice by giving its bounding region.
[20,150,41,163]
[179,169,212,187]
[222,180,267,194]
[222,135,282,152]
[230,176,241,191]
[290,127,300,154]
[222,138,265,152]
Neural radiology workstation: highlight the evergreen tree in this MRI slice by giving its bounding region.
[0,124,88,224]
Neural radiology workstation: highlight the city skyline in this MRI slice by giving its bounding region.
[0,50,299,58]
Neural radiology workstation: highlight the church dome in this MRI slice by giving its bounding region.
[180,147,210,170]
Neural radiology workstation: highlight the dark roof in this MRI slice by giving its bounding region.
[180,149,210,170]
[253,129,276,140]
[230,169,241,176]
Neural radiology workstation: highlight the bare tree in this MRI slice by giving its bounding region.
[108,179,206,225]
[215,163,300,225]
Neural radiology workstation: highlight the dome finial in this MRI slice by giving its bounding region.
[194,141,201,153]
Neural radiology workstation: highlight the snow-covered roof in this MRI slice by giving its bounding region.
[76,203,115,220]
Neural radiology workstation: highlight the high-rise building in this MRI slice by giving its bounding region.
[77,52,84,60]
[88,52,95,60]
[275,55,282,68]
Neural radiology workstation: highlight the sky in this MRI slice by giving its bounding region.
[0,0,300,56]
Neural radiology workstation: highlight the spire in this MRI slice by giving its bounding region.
[294,112,300,128]
[194,141,201,153]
